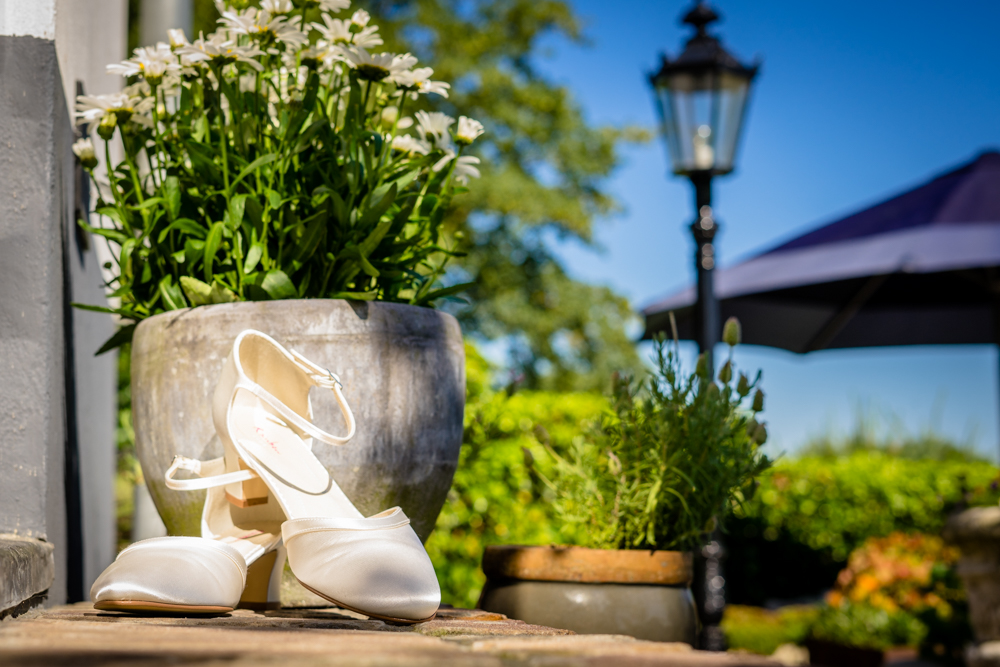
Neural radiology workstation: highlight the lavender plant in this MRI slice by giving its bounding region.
[72,0,484,351]
[540,317,773,552]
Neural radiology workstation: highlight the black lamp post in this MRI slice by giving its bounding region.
[649,1,759,369]
[648,2,759,652]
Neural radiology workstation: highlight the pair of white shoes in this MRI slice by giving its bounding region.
[91,330,441,623]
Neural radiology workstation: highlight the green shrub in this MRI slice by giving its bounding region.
[722,605,818,655]
[425,343,607,608]
[541,330,771,552]
[736,453,999,562]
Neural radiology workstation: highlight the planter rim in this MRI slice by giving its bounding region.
[135,298,444,330]
[482,545,692,586]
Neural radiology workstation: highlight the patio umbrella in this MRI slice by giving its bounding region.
[643,150,1000,354]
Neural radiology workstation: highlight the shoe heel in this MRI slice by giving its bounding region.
[238,546,285,611]
[225,459,270,508]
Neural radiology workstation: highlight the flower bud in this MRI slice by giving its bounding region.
[380,105,399,128]
[718,360,732,384]
[723,317,741,347]
[72,138,98,170]
[746,417,758,437]
[705,382,720,400]
[167,28,188,49]
[695,353,708,378]
[752,388,765,413]
[97,113,118,140]
[753,422,768,445]
[736,373,750,397]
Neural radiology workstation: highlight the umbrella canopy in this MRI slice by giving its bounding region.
[643,150,1000,352]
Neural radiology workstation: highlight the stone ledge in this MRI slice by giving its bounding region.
[0,535,54,619]
[0,603,783,666]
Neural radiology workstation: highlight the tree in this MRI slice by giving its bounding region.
[144,0,647,390]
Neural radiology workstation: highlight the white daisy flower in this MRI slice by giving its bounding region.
[72,138,98,169]
[107,43,180,84]
[75,92,154,138]
[391,66,449,98]
[391,134,431,156]
[321,0,351,11]
[415,110,455,150]
[351,9,371,28]
[177,32,265,71]
[311,15,382,48]
[455,116,484,145]
[167,28,189,48]
[431,153,480,184]
[260,0,294,15]
[342,47,413,82]
[219,9,308,48]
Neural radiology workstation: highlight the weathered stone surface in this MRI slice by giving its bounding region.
[0,535,54,617]
[0,603,783,667]
[131,300,465,545]
[944,508,1000,641]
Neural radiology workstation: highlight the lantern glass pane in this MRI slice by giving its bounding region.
[652,69,752,175]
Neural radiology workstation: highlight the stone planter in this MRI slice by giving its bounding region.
[943,507,1000,642]
[477,545,697,644]
[131,300,465,542]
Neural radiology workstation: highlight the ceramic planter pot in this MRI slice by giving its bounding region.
[477,545,697,643]
[130,299,465,542]
[943,507,1000,642]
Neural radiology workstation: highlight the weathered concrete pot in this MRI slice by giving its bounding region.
[943,507,1000,642]
[131,300,465,542]
[478,545,697,644]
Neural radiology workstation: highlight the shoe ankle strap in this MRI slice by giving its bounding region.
[165,456,258,491]
[232,348,356,448]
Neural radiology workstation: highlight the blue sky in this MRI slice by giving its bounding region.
[531,0,1000,459]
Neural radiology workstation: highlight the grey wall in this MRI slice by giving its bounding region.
[0,34,70,605]
[0,0,124,607]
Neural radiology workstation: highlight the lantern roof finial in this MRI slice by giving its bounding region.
[682,2,719,36]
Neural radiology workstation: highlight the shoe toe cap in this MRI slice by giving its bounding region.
[289,527,441,621]
[91,537,246,610]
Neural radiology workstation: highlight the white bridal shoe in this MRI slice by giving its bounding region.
[168,330,440,623]
[91,465,286,614]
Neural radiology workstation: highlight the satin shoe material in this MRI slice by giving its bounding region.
[91,537,247,610]
[282,508,441,621]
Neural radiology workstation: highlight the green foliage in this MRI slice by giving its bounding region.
[539,333,771,552]
[721,605,818,656]
[810,602,927,650]
[82,2,482,351]
[737,453,1000,562]
[341,0,648,389]
[425,343,606,608]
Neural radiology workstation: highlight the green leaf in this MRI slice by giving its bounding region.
[203,221,225,281]
[328,291,377,301]
[244,243,264,274]
[209,281,238,304]
[158,275,188,310]
[157,218,206,243]
[130,197,165,212]
[358,218,393,258]
[360,183,397,228]
[411,281,475,306]
[179,276,213,306]
[96,206,127,228]
[230,153,279,190]
[70,302,117,315]
[79,221,128,244]
[261,270,296,300]
[95,323,136,355]
[290,211,326,266]
[267,189,281,210]
[227,194,248,230]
